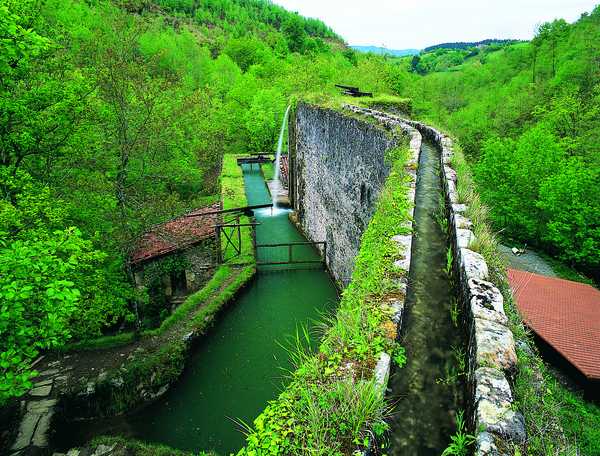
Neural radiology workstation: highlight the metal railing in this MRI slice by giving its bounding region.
[255,241,326,266]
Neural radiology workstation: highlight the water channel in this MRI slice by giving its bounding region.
[387,140,466,455]
[53,163,338,455]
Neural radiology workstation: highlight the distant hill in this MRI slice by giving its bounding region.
[351,45,420,57]
[423,39,521,52]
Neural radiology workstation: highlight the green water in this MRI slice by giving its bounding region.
[387,140,465,455]
[53,164,338,455]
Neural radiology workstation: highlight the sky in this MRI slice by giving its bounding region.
[272,0,599,50]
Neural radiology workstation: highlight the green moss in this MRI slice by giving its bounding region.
[357,95,412,116]
[221,154,254,264]
[261,161,275,181]
[90,436,200,455]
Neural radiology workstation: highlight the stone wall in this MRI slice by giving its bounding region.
[343,105,524,455]
[406,120,525,455]
[290,103,399,285]
[134,239,216,300]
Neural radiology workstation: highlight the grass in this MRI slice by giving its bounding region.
[449,141,600,455]
[221,154,254,264]
[261,162,275,181]
[142,265,233,337]
[90,436,205,456]
[237,141,413,455]
[357,94,412,116]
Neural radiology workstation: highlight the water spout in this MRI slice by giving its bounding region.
[272,105,291,208]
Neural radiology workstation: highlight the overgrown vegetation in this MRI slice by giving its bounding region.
[238,142,412,455]
[448,140,600,455]
[388,9,600,281]
[0,0,400,404]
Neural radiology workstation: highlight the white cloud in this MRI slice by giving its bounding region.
[272,0,598,49]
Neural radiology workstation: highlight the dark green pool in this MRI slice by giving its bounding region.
[53,164,338,455]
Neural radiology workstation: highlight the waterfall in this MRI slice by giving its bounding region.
[272,105,291,208]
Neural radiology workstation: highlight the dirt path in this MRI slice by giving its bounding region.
[9,266,249,454]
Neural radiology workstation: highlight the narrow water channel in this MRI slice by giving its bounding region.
[387,140,465,455]
[53,163,338,455]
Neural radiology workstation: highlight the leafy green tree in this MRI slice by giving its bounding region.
[538,159,600,267]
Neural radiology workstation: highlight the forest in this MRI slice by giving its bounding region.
[394,12,600,282]
[1,0,600,453]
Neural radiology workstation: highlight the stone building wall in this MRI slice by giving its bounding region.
[134,239,216,299]
[290,103,399,286]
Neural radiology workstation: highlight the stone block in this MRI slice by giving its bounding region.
[459,248,489,282]
[32,409,54,446]
[29,384,52,397]
[475,431,504,456]
[473,318,517,373]
[468,279,508,326]
[443,165,457,183]
[454,213,473,230]
[456,228,476,249]
[27,399,57,413]
[374,352,391,392]
[447,180,459,204]
[452,203,468,214]
[474,368,525,442]
[11,411,41,450]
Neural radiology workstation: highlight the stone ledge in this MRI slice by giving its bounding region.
[468,279,509,326]
[474,368,525,443]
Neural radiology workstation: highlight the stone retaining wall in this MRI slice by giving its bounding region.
[405,119,525,455]
[340,105,421,455]
[345,106,524,455]
[290,103,399,286]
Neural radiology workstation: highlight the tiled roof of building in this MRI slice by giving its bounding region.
[130,202,221,264]
[508,268,600,380]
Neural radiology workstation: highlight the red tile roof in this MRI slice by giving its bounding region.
[130,203,221,264]
[508,268,600,380]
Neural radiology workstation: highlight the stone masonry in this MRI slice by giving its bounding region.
[346,106,524,455]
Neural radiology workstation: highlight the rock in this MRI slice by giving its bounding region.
[454,213,473,230]
[38,368,59,377]
[182,331,194,344]
[468,279,508,326]
[11,412,41,450]
[27,399,57,413]
[387,299,404,324]
[443,165,457,182]
[460,248,489,282]
[475,431,504,456]
[452,203,468,214]
[473,318,517,373]
[456,229,476,249]
[446,179,459,202]
[34,379,53,387]
[32,410,54,446]
[474,368,525,443]
[93,444,116,456]
[66,450,81,456]
[374,352,391,392]
[29,384,52,397]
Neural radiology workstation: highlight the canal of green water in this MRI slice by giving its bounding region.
[387,140,466,455]
[53,164,338,455]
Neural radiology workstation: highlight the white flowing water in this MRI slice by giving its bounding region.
[272,105,291,209]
